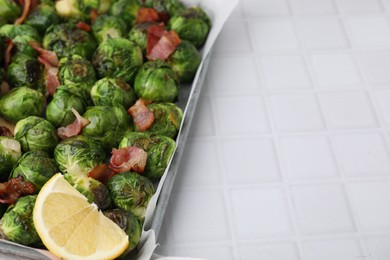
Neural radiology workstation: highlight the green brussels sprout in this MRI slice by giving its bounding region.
[0,24,41,57]
[0,137,22,180]
[0,0,21,23]
[134,60,179,102]
[103,209,142,255]
[135,102,182,138]
[10,150,58,191]
[107,172,154,220]
[92,15,128,44]
[168,6,211,48]
[142,0,185,16]
[54,135,106,177]
[14,116,60,154]
[64,173,111,209]
[6,54,44,90]
[0,87,45,123]
[81,106,131,149]
[55,0,110,19]
[119,132,176,180]
[127,21,158,54]
[0,195,40,246]
[108,0,139,25]
[167,40,201,82]
[90,77,136,108]
[25,3,60,36]
[92,37,143,83]
[58,54,97,88]
[43,23,97,60]
[46,84,90,127]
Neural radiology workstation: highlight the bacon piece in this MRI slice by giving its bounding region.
[0,176,35,204]
[128,99,155,131]
[30,41,58,67]
[0,126,13,137]
[14,0,31,25]
[58,108,90,140]
[4,40,14,67]
[147,30,181,61]
[146,24,166,55]
[76,21,91,32]
[136,7,160,23]
[109,146,148,174]
[90,9,98,23]
[88,164,115,185]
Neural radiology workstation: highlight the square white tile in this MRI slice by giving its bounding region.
[346,16,390,47]
[172,245,235,260]
[214,95,270,135]
[349,182,390,231]
[291,184,356,234]
[357,52,390,85]
[269,93,325,132]
[297,17,349,49]
[213,20,253,54]
[310,53,363,87]
[238,242,301,260]
[250,19,301,52]
[336,0,384,13]
[332,133,390,177]
[260,55,312,89]
[241,0,291,17]
[320,91,378,129]
[230,187,294,238]
[302,239,363,260]
[222,138,281,184]
[279,135,339,180]
[373,89,390,127]
[290,0,337,14]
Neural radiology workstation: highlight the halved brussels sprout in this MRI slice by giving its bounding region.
[6,54,44,90]
[167,40,201,82]
[108,0,139,25]
[92,37,143,83]
[0,0,21,23]
[10,150,58,191]
[46,84,90,127]
[14,116,60,154]
[0,24,41,57]
[0,87,45,123]
[118,132,176,180]
[107,172,154,220]
[92,15,128,44]
[81,106,131,149]
[43,23,97,60]
[127,21,158,54]
[134,60,179,102]
[0,195,40,246]
[0,137,22,180]
[25,3,60,36]
[90,77,136,108]
[168,6,211,48]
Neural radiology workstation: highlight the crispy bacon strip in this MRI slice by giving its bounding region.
[128,99,154,131]
[88,164,115,185]
[0,176,35,204]
[90,9,98,23]
[58,108,90,140]
[109,146,148,174]
[14,0,31,25]
[136,7,160,23]
[4,40,14,67]
[76,21,91,32]
[146,24,166,55]
[0,126,13,137]
[147,30,181,61]
[30,41,59,67]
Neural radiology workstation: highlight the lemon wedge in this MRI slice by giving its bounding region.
[33,173,129,260]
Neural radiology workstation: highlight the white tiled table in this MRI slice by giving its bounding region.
[156,0,390,259]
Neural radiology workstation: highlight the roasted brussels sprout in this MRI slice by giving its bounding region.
[0,87,45,123]
[103,209,142,255]
[25,3,60,36]
[43,23,97,60]
[10,150,58,191]
[90,77,136,108]
[81,106,131,149]
[108,0,139,25]
[127,21,158,54]
[142,0,185,16]
[107,172,154,220]
[135,102,183,138]
[134,60,179,102]
[119,132,176,180]
[0,0,21,23]
[92,37,143,83]
[168,6,211,48]
[54,135,106,177]
[46,84,90,127]
[6,54,44,90]
[0,24,41,57]
[0,137,22,180]
[92,15,128,44]
[0,195,40,246]
[58,54,97,88]
[167,40,201,82]
[14,116,60,153]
